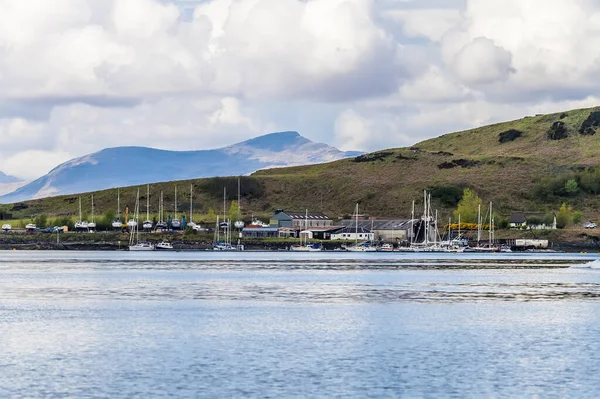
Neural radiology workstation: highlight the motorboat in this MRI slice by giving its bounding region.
[112,218,123,229]
[156,241,174,251]
[127,220,137,229]
[377,243,394,252]
[25,223,37,231]
[2,224,11,232]
[143,220,154,230]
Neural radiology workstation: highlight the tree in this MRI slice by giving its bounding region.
[556,203,573,229]
[206,208,216,222]
[573,211,583,224]
[564,179,579,196]
[34,214,48,228]
[453,188,482,224]
[228,200,239,222]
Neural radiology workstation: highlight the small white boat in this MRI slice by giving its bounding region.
[75,221,89,230]
[377,243,394,252]
[129,242,155,251]
[127,220,138,229]
[213,242,238,251]
[171,219,181,229]
[2,224,11,232]
[346,244,377,252]
[143,220,154,230]
[112,218,123,229]
[25,223,37,231]
[290,244,322,252]
[156,241,174,251]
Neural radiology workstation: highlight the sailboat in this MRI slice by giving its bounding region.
[187,184,196,230]
[465,202,498,252]
[346,203,376,252]
[234,177,245,231]
[143,184,153,230]
[129,188,155,251]
[88,195,96,230]
[171,186,181,230]
[155,191,167,231]
[291,209,322,252]
[74,197,89,231]
[112,188,123,229]
[212,188,238,251]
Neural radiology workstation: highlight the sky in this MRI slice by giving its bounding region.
[2,0,600,180]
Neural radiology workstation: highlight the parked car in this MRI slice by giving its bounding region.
[584,221,597,229]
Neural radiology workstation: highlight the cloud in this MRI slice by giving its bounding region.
[3,0,600,182]
[452,37,515,85]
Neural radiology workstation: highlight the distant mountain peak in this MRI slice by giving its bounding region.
[0,131,363,203]
[0,171,21,184]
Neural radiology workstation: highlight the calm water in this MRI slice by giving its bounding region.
[1,251,600,398]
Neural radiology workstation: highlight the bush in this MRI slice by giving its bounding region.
[573,211,583,224]
[556,203,573,229]
[429,185,464,207]
[564,179,579,196]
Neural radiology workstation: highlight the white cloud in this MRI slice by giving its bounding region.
[334,109,372,151]
[452,37,515,85]
[1,150,72,180]
[2,0,600,182]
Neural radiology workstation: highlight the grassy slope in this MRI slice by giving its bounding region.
[4,106,600,223]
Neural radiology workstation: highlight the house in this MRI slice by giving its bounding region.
[509,213,556,230]
[339,219,416,242]
[330,226,374,241]
[241,226,279,238]
[270,210,332,229]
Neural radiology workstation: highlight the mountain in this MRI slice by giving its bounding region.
[0,171,21,184]
[0,131,362,203]
[8,105,600,223]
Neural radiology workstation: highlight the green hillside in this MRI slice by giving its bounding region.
[5,105,600,224]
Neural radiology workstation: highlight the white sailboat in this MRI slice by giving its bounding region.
[465,202,498,252]
[187,184,196,230]
[346,203,377,252]
[171,186,181,230]
[212,188,238,251]
[74,197,89,231]
[291,209,322,252]
[88,194,96,230]
[112,188,123,229]
[129,188,155,251]
[155,191,167,231]
[143,184,153,230]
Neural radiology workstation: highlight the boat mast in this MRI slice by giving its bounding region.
[477,204,482,243]
[174,186,178,220]
[91,195,94,223]
[146,184,150,222]
[410,200,415,246]
[424,190,428,246]
[190,184,193,224]
[458,214,461,241]
[238,177,241,221]
[355,203,359,246]
[117,188,120,219]
[489,202,493,247]
[79,197,82,222]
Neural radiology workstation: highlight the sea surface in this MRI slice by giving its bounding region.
[1,251,600,398]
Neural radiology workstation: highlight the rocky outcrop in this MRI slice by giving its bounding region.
[579,111,600,135]
[498,129,523,143]
[548,121,569,140]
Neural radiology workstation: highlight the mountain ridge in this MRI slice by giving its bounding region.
[0,131,361,203]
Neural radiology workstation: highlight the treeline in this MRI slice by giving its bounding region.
[534,167,600,199]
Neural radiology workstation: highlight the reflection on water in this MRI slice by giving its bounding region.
[1,251,600,397]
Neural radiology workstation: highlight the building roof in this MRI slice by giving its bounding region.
[509,212,545,224]
[332,226,372,234]
[242,227,279,232]
[340,219,414,231]
[274,210,330,220]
